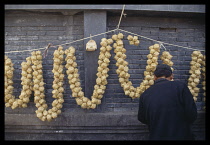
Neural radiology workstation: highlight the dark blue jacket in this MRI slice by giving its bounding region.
[138,78,197,140]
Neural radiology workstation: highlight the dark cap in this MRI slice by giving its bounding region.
[154,64,172,78]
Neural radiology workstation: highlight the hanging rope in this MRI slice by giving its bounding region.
[117,28,205,52]
[116,4,126,30]
[5,47,46,54]
[4,29,118,54]
[4,28,205,54]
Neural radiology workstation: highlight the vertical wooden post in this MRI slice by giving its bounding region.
[84,10,107,110]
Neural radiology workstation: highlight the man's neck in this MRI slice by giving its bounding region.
[156,76,171,81]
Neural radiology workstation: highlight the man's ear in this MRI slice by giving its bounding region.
[154,75,157,80]
[168,74,174,81]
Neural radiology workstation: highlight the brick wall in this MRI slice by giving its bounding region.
[5,10,205,140]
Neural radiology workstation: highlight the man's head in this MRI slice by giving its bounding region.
[154,64,173,80]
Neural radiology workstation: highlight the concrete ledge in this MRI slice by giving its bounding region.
[5,112,149,140]
[5,131,149,140]
[4,111,205,126]
[5,5,205,13]
[5,111,205,140]
[5,112,141,126]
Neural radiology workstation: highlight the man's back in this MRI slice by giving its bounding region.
[138,78,197,140]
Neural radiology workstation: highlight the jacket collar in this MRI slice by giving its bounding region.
[154,78,169,84]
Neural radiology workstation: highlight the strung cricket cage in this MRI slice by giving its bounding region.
[86,39,97,51]
[127,35,140,46]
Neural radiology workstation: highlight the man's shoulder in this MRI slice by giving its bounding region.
[140,84,155,97]
[169,80,187,88]
[171,80,185,84]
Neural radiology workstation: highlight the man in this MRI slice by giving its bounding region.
[138,64,197,140]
